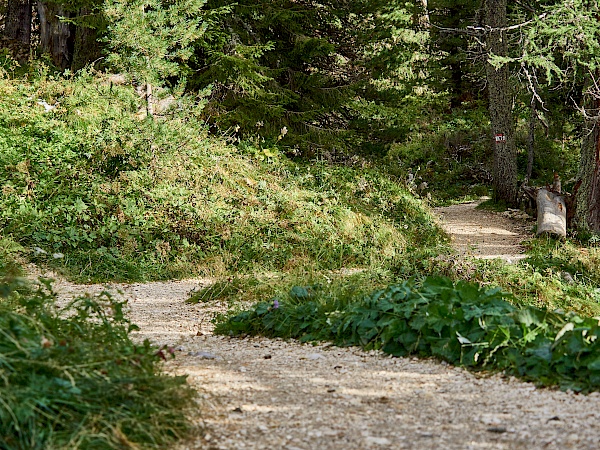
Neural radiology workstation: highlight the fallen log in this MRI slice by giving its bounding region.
[536,188,566,238]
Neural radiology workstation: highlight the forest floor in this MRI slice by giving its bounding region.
[38,201,600,450]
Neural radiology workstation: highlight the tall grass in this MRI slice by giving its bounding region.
[0,260,196,449]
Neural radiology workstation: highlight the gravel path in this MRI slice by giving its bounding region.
[38,203,600,450]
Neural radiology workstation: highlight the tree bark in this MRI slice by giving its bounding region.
[37,1,74,70]
[484,0,518,206]
[71,7,101,71]
[574,88,600,232]
[4,0,32,45]
[526,95,536,184]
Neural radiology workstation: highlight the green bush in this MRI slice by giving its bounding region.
[217,276,600,392]
[0,71,445,282]
[0,273,195,449]
[386,105,493,204]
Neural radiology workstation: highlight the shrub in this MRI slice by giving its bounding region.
[217,276,600,392]
[0,71,446,281]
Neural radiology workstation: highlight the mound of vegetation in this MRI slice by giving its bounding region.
[407,236,600,317]
[217,276,600,392]
[0,262,195,449]
[0,70,445,282]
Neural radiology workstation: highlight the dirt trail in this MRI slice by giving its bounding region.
[39,206,600,450]
[435,200,532,262]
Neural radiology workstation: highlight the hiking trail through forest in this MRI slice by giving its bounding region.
[435,199,531,262]
[39,201,600,450]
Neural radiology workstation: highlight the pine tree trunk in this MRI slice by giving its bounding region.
[71,7,101,71]
[37,1,74,70]
[418,0,429,28]
[4,0,32,45]
[146,82,154,118]
[484,0,518,206]
[526,96,536,183]
[575,93,600,232]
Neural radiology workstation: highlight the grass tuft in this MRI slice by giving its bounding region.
[0,268,196,449]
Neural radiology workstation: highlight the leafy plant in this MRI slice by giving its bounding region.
[0,71,446,282]
[104,0,208,116]
[217,276,600,392]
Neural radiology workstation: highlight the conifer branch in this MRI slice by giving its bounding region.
[428,12,549,36]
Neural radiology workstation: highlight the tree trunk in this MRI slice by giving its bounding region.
[71,7,102,71]
[484,0,518,206]
[146,82,154,118]
[37,1,74,70]
[411,0,429,27]
[526,95,536,183]
[574,90,600,232]
[4,0,32,45]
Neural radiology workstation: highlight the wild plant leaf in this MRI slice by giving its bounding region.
[554,322,575,343]
[516,308,544,328]
[382,340,408,357]
[290,286,311,300]
[219,276,600,392]
[526,343,552,362]
[255,302,270,316]
[586,357,600,371]
[456,332,472,345]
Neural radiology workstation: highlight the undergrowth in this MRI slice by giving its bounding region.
[192,234,600,320]
[414,238,600,316]
[217,276,600,393]
[0,70,445,282]
[188,268,391,311]
[0,266,196,449]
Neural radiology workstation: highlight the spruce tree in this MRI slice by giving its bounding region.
[104,0,207,117]
[191,0,362,152]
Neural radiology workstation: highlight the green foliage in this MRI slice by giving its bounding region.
[189,275,263,304]
[104,0,208,87]
[192,0,359,151]
[519,1,600,82]
[426,0,482,107]
[524,238,600,287]
[0,235,26,277]
[0,71,445,282]
[189,268,393,315]
[0,273,195,449]
[386,105,493,203]
[217,276,600,392]
[398,240,600,318]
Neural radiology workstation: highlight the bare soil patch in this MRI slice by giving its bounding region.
[37,268,600,450]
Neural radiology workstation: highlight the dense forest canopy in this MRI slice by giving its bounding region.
[1,0,600,228]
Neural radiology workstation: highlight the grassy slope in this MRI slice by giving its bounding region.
[0,71,446,282]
